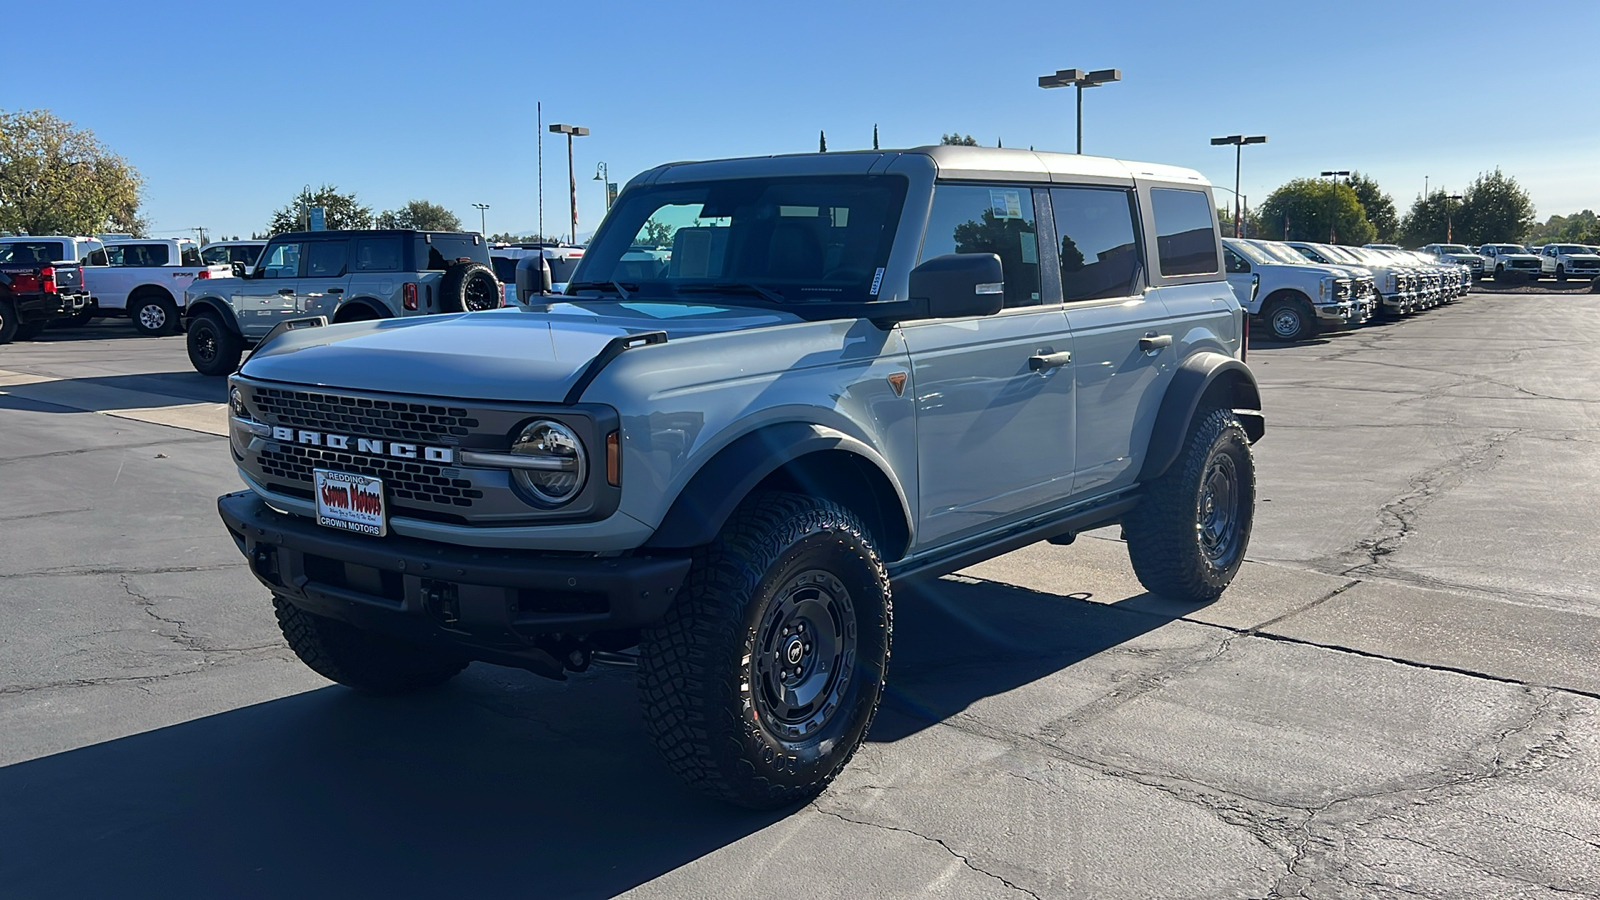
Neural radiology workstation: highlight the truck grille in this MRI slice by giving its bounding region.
[250,386,479,445]
[258,444,484,509]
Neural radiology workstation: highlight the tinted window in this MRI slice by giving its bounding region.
[106,244,170,266]
[305,240,348,277]
[180,246,202,266]
[490,256,519,283]
[85,249,109,266]
[1050,186,1142,301]
[355,238,402,272]
[416,234,489,270]
[259,242,302,278]
[0,242,67,264]
[1150,188,1219,277]
[921,184,1041,308]
[1224,246,1249,273]
[233,245,264,266]
[201,246,229,265]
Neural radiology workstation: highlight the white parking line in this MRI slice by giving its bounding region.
[0,368,227,437]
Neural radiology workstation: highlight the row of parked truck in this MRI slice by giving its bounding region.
[1413,241,1600,282]
[1223,239,1475,342]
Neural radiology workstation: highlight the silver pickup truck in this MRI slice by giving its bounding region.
[217,146,1264,808]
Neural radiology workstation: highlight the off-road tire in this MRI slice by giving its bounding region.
[1124,406,1255,604]
[130,291,179,336]
[439,262,500,312]
[273,595,467,695]
[637,491,892,809]
[0,300,17,344]
[14,322,45,341]
[186,311,244,376]
[1265,293,1316,342]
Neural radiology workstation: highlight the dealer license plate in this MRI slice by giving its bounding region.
[313,469,386,537]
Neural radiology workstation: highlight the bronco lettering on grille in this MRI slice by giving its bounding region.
[270,426,454,463]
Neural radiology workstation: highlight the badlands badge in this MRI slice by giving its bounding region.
[313,469,387,536]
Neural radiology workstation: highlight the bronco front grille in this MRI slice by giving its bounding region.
[258,443,485,509]
[250,387,479,445]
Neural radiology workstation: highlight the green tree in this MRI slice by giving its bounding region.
[1347,172,1398,243]
[1256,179,1376,246]
[940,132,979,146]
[1399,191,1466,247]
[267,184,372,234]
[1455,169,1536,245]
[1217,205,1264,239]
[0,109,146,236]
[375,199,463,231]
[639,220,676,248]
[488,231,562,244]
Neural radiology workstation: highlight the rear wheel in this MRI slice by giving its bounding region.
[130,292,179,336]
[186,311,244,376]
[1124,406,1255,604]
[274,596,468,695]
[637,491,892,809]
[0,300,17,344]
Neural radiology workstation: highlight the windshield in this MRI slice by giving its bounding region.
[573,175,907,304]
[1439,245,1471,254]
[1319,244,1364,265]
[1556,245,1590,254]
[1492,245,1523,254]
[1250,241,1311,265]
[1226,240,1275,265]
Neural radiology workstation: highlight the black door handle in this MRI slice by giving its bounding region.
[327,287,344,294]
[277,288,295,296]
[1028,350,1072,372]
[1139,333,1172,352]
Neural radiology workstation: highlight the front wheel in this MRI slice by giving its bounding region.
[273,596,468,695]
[1124,406,1256,604]
[186,312,244,376]
[637,492,892,809]
[1557,265,1567,282]
[1266,295,1316,342]
[0,300,17,344]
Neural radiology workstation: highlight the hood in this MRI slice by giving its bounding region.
[239,300,802,403]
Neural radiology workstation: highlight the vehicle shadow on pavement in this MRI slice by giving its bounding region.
[870,576,1182,742]
[0,371,227,407]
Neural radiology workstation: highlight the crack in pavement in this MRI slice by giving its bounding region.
[115,573,280,659]
[809,806,1043,899]
[11,563,244,579]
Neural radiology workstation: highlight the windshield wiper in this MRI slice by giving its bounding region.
[566,280,635,299]
[676,282,786,304]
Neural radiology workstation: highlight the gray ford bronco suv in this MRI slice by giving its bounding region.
[218,146,1264,808]
[184,229,500,376]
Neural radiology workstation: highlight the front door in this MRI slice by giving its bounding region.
[237,239,303,339]
[901,183,1076,550]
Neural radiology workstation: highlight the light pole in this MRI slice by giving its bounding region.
[1213,186,1249,238]
[471,203,490,236]
[593,162,613,212]
[548,123,590,244]
[1211,135,1266,240]
[1038,67,1121,154]
[1445,193,1464,243]
[1320,170,1351,243]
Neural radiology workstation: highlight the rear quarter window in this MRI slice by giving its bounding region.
[0,242,67,264]
[1150,188,1219,277]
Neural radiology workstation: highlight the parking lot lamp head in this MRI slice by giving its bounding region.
[549,124,590,244]
[1038,67,1119,154]
[1212,135,1266,238]
[471,203,490,236]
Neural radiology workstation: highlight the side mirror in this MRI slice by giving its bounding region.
[231,261,247,278]
[514,255,554,304]
[908,253,1004,319]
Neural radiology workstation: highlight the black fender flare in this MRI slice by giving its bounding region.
[333,297,392,322]
[185,296,242,335]
[643,422,913,557]
[1139,352,1264,483]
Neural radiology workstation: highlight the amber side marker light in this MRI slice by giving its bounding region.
[606,431,621,486]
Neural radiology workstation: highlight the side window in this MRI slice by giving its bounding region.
[1050,186,1142,301]
[921,184,1041,308]
[1224,247,1250,274]
[1150,188,1219,277]
[201,246,228,265]
[180,246,202,266]
[259,242,303,278]
[305,240,349,277]
[85,249,109,267]
[353,237,402,272]
[234,245,264,266]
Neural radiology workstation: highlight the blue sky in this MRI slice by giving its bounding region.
[6,0,1596,239]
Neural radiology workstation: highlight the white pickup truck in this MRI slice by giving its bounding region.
[1477,243,1542,281]
[1222,238,1373,341]
[82,239,230,335]
[1538,243,1600,282]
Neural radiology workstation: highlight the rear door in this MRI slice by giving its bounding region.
[95,243,170,311]
[347,235,405,315]
[900,183,1077,550]
[1051,184,1174,496]
[296,237,353,319]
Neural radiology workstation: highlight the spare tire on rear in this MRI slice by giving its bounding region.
[439,262,500,312]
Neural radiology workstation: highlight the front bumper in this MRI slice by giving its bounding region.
[16,290,88,324]
[218,490,691,655]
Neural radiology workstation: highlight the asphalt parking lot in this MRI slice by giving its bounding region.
[1,296,1597,899]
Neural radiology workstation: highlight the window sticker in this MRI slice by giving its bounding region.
[990,189,1023,220]
[870,267,885,296]
[1019,232,1038,264]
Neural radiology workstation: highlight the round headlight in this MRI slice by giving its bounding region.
[511,420,586,505]
[229,387,245,417]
